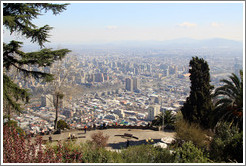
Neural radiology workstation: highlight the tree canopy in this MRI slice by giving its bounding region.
[213,70,243,130]
[181,57,214,129]
[3,3,71,117]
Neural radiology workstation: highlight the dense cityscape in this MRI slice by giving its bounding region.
[7,47,243,134]
[3,2,244,163]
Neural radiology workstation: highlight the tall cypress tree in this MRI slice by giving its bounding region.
[181,57,214,129]
[3,3,71,120]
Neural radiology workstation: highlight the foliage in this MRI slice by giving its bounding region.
[57,119,70,130]
[4,120,25,136]
[3,125,63,163]
[3,73,30,114]
[213,70,243,131]
[3,3,70,119]
[174,141,210,163]
[58,141,83,163]
[175,118,210,149]
[90,131,109,148]
[121,144,175,163]
[209,122,243,163]
[181,57,214,129]
[152,110,176,128]
[3,3,69,47]
[79,141,123,163]
[4,125,85,163]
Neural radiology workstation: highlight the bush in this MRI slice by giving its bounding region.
[3,125,83,163]
[57,119,70,130]
[4,120,25,136]
[79,141,123,163]
[210,122,243,163]
[174,141,210,163]
[90,131,109,148]
[3,125,62,163]
[121,144,175,163]
[175,119,209,149]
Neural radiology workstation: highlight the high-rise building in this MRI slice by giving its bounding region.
[41,94,53,108]
[147,64,151,72]
[147,105,161,121]
[133,78,139,92]
[95,73,104,82]
[164,68,169,77]
[125,78,133,91]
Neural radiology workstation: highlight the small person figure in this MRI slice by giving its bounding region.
[126,139,130,147]
[93,123,96,130]
[68,133,71,139]
[49,136,52,142]
[84,125,87,134]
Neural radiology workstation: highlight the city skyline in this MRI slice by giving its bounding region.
[3,1,244,46]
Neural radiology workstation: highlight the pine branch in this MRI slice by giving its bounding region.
[3,74,30,113]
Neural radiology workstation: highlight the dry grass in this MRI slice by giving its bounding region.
[175,119,210,148]
[90,131,109,148]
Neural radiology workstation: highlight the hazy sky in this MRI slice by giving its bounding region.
[3,2,244,45]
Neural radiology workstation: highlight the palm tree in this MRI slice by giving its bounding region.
[152,110,176,127]
[213,70,243,130]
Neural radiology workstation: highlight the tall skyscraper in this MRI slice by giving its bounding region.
[133,78,139,92]
[41,94,53,108]
[125,78,133,91]
[147,105,161,121]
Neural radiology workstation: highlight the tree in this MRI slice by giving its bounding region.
[45,61,73,130]
[213,70,243,130]
[181,57,214,129]
[174,141,210,163]
[152,110,176,128]
[210,122,243,162]
[3,3,71,120]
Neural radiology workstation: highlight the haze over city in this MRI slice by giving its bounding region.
[3,2,244,46]
[2,2,244,163]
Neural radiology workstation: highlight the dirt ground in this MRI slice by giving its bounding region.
[33,128,176,150]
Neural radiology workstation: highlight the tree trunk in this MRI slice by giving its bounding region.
[54,94,59,130]
[7,104,11,121]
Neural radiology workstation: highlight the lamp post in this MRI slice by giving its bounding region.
[161,98,164,131]
[162,111,165,131]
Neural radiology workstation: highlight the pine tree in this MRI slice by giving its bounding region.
[181,57,214,129]
[3,3,71,120]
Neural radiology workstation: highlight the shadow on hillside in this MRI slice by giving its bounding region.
[108,139,161,149]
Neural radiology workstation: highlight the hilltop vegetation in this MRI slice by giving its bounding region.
[3,3,243,163]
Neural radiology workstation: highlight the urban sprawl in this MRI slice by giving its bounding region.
[8,48,242,134]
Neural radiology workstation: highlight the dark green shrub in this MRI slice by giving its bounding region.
[80,141,123,163]
[174,141,210,163]
[210,122,243,163]
[57,119,70,130]
[121,144,175,163]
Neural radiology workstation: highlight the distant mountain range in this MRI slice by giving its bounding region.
[22,38,243,51]
[98,38,243,49]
